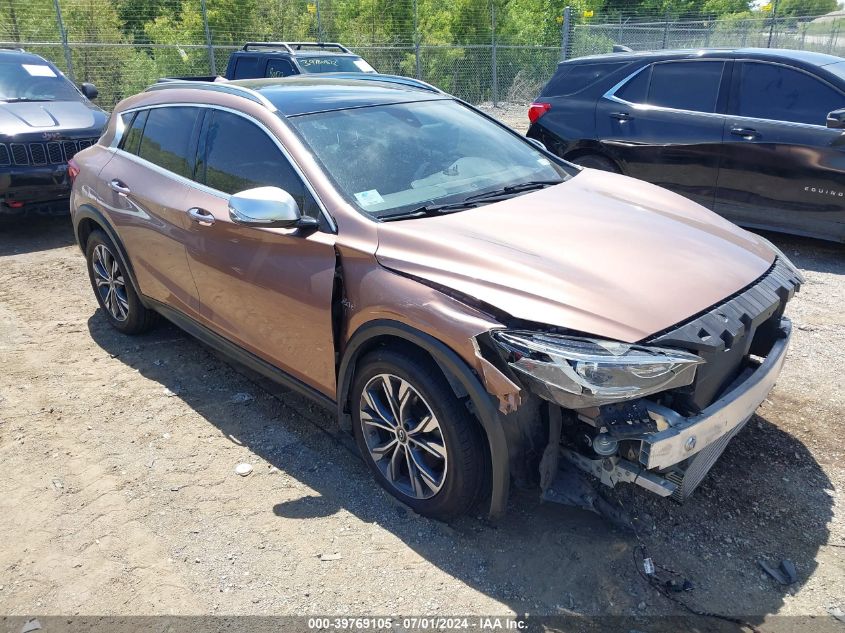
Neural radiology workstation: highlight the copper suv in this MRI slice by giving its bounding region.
[71,77,802,520]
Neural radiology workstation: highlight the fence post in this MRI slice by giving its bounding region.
[413,0,421,79]
[316,0,323,41]
[52,0,75,82]
[662,10,670,49]
[491,2,498,106]
[200,0,217,76]
[560,6,572,61]
[767,0,779,48]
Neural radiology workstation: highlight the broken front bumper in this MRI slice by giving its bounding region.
[564,317,793,500]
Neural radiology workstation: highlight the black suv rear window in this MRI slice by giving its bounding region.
[542,61,629,97]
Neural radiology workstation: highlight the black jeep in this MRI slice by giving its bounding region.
[0,48,106,218]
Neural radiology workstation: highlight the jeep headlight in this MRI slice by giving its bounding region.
[492,330,703,409]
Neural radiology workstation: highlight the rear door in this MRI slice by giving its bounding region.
[716,60,845,241]
[183,108,338,397]
[97,106,202,318]
[596,59,730,209]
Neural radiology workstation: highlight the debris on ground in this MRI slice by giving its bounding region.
[234,463,253,477]
[230,392,254,404]
[759,559,798,585]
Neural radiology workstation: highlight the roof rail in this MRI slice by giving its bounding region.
[0,46,26,52]
[242,41,352,54]
[145,81,277,111]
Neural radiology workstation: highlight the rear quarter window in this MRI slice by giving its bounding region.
[233,55,263,79]
[542,61,630,97]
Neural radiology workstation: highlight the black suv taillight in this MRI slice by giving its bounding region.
[528,102,551,124]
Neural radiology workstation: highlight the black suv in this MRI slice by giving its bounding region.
[0,48,105,217]
[528,48,845,244]
[222,42,376,79]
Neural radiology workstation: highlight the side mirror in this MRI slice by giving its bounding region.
[79,82,98,100]
[827,108,845,129]
[228,186,316,229]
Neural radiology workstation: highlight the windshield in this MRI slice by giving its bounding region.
[0,60,83,102]
[298,56,376,74]
[288,99,571,218]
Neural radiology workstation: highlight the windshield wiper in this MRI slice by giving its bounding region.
[462,179,562,203]
[380,199,482,222]
[1,98,51,103]
[379,180,562,222]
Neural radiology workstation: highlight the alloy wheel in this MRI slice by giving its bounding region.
[359,373,448,500]
[92,244,129,322]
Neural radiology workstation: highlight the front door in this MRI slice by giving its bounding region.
[716,60,845,242]
[183,108,338,397]
[596,59,730,209]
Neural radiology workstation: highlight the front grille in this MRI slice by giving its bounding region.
[30,143,47,165]
[62,141,78,160]
[11,143,28,165]
[0,138,98,167]
[666,417,750,500]
[650,258,801,412]
[47,142,63,163]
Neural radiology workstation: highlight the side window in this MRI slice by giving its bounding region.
[736,62,845,126]
[137,107,200,178]
[119,109,147,156]
[647,61,724,112]
[615,66,650,103]
[199,110,319,218]
[543,61,630,97]
[266,59,296,77]
[234,55,262,79]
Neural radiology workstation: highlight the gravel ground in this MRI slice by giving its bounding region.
[0,164,843,625]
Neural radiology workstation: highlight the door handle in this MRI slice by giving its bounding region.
[187,207,215,226]
[730,127,759,139]
[610,112,632,121]
[108,179,130,196]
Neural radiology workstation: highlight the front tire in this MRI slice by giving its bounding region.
[85,229,157,334]
[351,348,485,520]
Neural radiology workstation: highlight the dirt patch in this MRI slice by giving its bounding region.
[0,213,843,622]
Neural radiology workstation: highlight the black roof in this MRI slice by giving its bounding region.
[0,48,55,65]
[570,47,845,68]
[231,76,446,117]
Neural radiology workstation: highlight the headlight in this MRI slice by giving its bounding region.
[492,330,703,409]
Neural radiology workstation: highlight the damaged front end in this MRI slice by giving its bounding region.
[482,256,802,502]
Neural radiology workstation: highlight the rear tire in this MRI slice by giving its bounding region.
[85,229,157,334]
[351,348,485,521]
[570,153,621,173]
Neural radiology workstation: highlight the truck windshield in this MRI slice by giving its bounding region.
[297,56,376,74]
[0,60,83,102]
[288,99,571,219]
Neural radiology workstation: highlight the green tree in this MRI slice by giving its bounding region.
[776,0,838,18]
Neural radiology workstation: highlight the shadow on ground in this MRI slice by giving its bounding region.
[85,303,833,628]
[0,214,76,256]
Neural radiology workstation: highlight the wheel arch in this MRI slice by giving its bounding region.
[563,145,624,172]
[337,320,510,518]
[73,205,146,308]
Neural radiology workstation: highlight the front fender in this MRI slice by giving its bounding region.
[337,319,511,519]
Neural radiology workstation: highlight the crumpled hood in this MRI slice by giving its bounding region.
[0,100,106,136]
[375,169,776,343]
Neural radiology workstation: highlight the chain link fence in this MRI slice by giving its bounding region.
[1,1,844,110]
